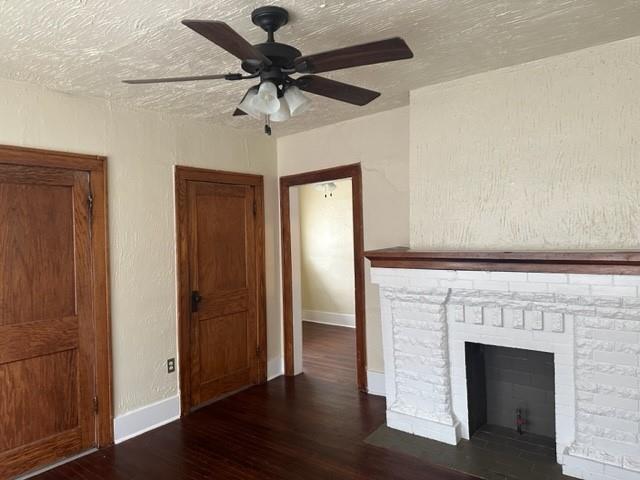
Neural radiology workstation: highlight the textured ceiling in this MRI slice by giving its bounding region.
[2,1,640,136]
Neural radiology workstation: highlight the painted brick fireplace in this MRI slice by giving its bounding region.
[367,250,640,480]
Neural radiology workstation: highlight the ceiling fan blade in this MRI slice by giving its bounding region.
[233,108,247,116]
[296,75,380,106]
[123,74,233,84]
[182,20,271,66]
[294,37,413,74]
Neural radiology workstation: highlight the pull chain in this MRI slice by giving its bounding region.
[264,115,272,136]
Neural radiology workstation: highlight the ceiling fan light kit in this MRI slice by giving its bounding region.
[123,5,414,135]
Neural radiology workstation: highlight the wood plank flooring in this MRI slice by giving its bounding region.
[30,322,476,480]
[300,321,357,384]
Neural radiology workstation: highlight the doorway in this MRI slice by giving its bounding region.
[0,145,112,479]
[175,167,267,414]
[280,164,366,391]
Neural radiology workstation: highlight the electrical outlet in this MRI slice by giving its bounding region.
[167,358,176,374]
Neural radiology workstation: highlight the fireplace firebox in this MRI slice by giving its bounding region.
[465,342,555,441]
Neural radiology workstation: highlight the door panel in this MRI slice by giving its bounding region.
[0,182,75,326]
[0,163,95,478]
[187,181,259,408]
[199,311,248,382]
[0,350,79,452]
[195,185,249,293]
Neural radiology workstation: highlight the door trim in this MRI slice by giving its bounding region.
[174,166,267,415]
[0,144,113,447]
[279,163,367,391]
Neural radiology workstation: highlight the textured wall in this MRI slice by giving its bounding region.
[299,179,355,315]
[0,77,279,416]
[410,36,640,249]
[278,107,410,372]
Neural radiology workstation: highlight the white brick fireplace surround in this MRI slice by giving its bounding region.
[369,256,640,480]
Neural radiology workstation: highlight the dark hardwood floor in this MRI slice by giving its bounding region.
[30,322,476,480]
[301,321,358,384]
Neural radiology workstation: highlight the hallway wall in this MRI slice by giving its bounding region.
[299,179,355,319]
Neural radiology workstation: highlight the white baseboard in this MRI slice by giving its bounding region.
[367,370,386,396]
[113,395,180,444]
[114,358,284,446]
[303,310,356,328]
[267,356,284,380]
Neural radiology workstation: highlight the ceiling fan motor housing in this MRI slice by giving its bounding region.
[251,6,289,34]
[243,6,301,87]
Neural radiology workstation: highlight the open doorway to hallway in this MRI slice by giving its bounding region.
[280,164,367,390]
[297,179,356,385]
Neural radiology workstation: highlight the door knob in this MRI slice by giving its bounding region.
[191,291,202,312]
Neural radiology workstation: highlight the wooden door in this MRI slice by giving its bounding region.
[186,179,261,408]
[0,163,97,478]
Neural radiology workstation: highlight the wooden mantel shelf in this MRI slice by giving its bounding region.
[364,247,640,275]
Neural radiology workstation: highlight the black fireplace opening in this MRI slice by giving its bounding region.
[465,342,556,442]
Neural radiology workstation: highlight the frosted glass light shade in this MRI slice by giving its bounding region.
[237,87,261,119]
[252,81,280,115]
[284,86,311,116]
[270,96,291,122]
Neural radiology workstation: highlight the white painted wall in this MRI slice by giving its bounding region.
[277,107,410,373]
[299,179,355,317]
[410,36,640,250]
[0,77,281,418]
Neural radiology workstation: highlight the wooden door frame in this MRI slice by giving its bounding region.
[175,166,267,415]
[0,144,113,446]
[279,163,367,391]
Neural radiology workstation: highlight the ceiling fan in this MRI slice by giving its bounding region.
[123,6,414,135]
